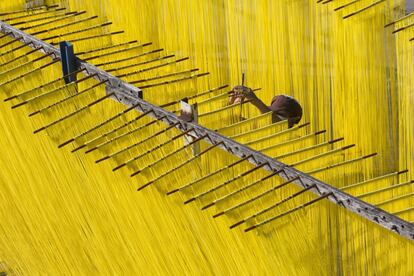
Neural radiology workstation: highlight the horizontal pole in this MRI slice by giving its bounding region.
[233,184,317,229]
[34,90,113,134]
[274,137,344,159]
[138,142,223,191]
[86,115,161,155]
[72,109,153,153]
[51,31,124,45]
[384,12,414,28]
[133,135,208,181]
[355,180,414,199]
[343,0,385,19]
[217,176,299,220]
[10,9,68,26]
[131,68,199,85]
[244,193,332,232]
[243,122,309,145]
[83,42,152,61]
[198,99,252,118]
[29,79,106,116]
[334,0,360,12]
[96,122,179,163]
[307,153,377,175]
[11,73,95,109]
[374,192,414,207]
[30,15,98,36]
[392,21,414,34]
[215,111,272,132]
[76,40,137,56]
[259,130,326,152]
[185,162,269,204]
[4,68,85,102]
[341,170,408,191]
[167,155,252,195]
[96,48,165,67]
[113,128,195,172]
[58,102,141,148]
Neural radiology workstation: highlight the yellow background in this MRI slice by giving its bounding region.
[0,0,413,275]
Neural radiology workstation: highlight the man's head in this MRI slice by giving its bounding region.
[270,95,303,127]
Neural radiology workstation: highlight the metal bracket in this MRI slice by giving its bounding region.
[180,99,199,155]
[59,41,78,84]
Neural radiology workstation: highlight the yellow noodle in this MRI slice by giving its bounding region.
[0,0,413,275]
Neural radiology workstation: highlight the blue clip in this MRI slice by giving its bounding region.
[59,41,78,84]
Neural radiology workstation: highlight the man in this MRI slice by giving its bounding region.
[228,85,302,128]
